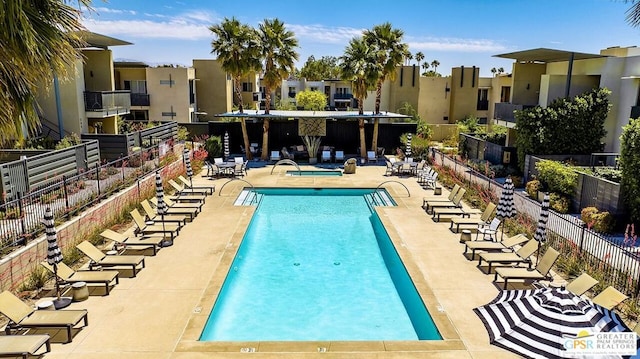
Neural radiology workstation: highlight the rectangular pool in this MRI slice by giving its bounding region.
[200,188,440,341]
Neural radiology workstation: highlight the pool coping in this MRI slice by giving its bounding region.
[177,186,466,354]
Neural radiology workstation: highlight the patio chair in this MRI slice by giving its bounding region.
[214,157,224,165]
[321,150,331,163]
[450,202,497,233]
[334,150,344,162]
[423,188,466,214]
[592,286,629,310]
[168,179,209,198]
[558,273,599,296]
[477,240,539,273]
[270,151,280,162]
[367,151,378,163]
[423,184,460,207]
[384,161,397,176]
[41,261,119,295]
[76,241,146,277]
[431,203,483,222]
[203,161,219,178]
[140,200,187,227]
[232,162,244,177]
[131,209,180,239]
[475,217,502,241]
[0,334,51,358]
[464,233,529,260]
[150,197,201,216]
[423,172,439,190]
[178,175,215,194]
[100,227,164,256]
[234,156,244,164]
[0,290,88,344]
[493,247,560,289]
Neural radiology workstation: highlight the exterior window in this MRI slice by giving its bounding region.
[124,80,147,94]
[161,111,176,117]
[477,89,489,110]
[288,86,296,98]
[500,86,511,103]
[160,79,175,86]
[242,82,253,92]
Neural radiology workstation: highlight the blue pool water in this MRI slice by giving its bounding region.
[200,188,441,341]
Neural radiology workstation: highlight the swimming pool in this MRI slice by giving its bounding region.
[200,188,441,341]
[286,170,342,176]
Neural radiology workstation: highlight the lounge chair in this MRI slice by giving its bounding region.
[169,179,210,197]
[422,171,439,189]
[450,202,497,233]
[0,291,88,344]
[493,247,560,289]
[464,233,529,260]
[422,184,460,209]
[270,151,280,162]
[131,209,180,239]
[149,197,200,218]
[321,150,331,163]
[592,286,629,310]
[424,188,466,214]
[431,204,483,222]
[334,150,344,162]
[475,217,502,241]
[100,227,165,256]
[140,200,187,226]
[0,334,51,358]
[41,261,119,295]
[76,241,146,277]
[178,175,215,194]
[564,273,599,296]
[477,240,539,273]
[367,151,377,163]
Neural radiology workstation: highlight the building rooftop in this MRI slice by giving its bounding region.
[494,48,608,63]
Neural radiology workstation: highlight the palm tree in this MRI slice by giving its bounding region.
[491,67,497,77]
[626,1,640,27]
[405,52,413,66]
[422,62,430,75]
[210,17,261,159]
[257,18,299,160]
[363,23,409,151]
[415,52,425,72]
[430,59,440,74]
[340,37,378,159]
[1,0,90,146]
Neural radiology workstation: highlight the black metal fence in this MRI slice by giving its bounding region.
[0,145,164,258]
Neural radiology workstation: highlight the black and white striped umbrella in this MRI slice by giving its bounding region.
[155,170,170,246]
[534,193,550,244]
[405,133,412,158]
[223,131,230,161]
[474,287,633,358]
[44,207,68,308]
[183,148,193,181]
[496,177,516,219]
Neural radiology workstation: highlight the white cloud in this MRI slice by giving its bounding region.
[93,7,136,16]
[287,24,364,44]
[144,13,168,18]
[83,18,211,40]
[407,37,507,53]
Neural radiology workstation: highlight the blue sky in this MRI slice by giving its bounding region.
[81,0,640,77]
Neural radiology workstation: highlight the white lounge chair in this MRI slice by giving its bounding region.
[321,150,331,163]
[367,151,377,163]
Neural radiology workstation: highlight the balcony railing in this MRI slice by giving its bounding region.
[494,102,534,123]
[631,106,640,120]
[477,100,489,111]
[130,93,150,106]
[288,91,296,98]
[334,93,353,100]
[84,91,131,117]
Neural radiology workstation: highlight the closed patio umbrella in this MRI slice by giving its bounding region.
[474,287,635,358]
[223,131,230,161]
[155,171,171,247]
[405,133,412,158]
[533,192,550,266]
[496,177,516,240]
[183,148,193,188]
[44,207,71,309]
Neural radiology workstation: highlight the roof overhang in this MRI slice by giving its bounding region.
[494,48,607,63]
[75,31,132,49]
[214,110,411,120]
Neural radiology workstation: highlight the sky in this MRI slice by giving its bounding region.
[80,0,640,77]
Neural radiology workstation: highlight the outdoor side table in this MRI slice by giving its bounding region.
[71,282,89,302]
[434,187,442,195]
[36,300,54,310]
[459,230,472,243]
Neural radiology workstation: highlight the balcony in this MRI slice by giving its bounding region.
[631,106,640,120]
[494,102,533,123]
[334,93,353,101]
[477,100,489,111]
[84,91,131,118]
[288,91,296,98]
[130,93,150,107]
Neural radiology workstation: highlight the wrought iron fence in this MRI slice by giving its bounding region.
[0,146,163,258]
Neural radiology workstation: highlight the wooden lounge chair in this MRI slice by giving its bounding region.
[564,273,599,296]
[592,286,629,310]
[493,248,560,289]
[131,209,180,240]
[41,261,119,295]
[149,197,200,218]
[178,175,215,194]
[464,233,529,260]
[424,188,466,214]
[477,240,539,273]
[169,179,211,196]
[0,291,88,344]
[100,228,164,256]
[449,202,497,233]
[422,184,460,207]
[0,334,51,358]
[76,241,145,277]
[140,200,187,226]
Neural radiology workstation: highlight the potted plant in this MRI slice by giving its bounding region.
[302,135,321,164]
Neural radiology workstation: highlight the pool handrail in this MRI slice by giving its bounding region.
[376,180,410,197]
[218,178,255,196]
[270,159,301,175]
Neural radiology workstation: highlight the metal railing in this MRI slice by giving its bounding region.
[130,93,150,106]
[0,145,165,258]
[84,90,131,114]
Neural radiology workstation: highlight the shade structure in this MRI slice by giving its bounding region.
[183,148,193,188]
[223,131,230,161]
[155,171,171,246]
[405,133,412,158]
[474,287,635,358]
[44,207,70,309]
[533,193,550,266]
[496,177,516,219]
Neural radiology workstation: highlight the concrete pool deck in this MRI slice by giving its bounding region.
[36,163,523,358]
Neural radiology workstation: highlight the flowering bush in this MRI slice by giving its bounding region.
[581,206,614,233]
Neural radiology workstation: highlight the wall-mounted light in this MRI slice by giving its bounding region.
[526,83,530,90]
[90,70,94,77]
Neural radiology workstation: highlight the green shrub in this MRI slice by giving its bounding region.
[549,193,570,213]
[525,179,542,198]
[535,160,577,197]
[581,206,614,233]
[204,136,222,161]
[581,207,599,225]
[55,133,82,150]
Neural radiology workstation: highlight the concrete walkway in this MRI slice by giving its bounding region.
[31,163,521,358]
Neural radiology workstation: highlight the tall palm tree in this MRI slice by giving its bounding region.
[1,0,89,146]
[363,23,409,151]
[430,59,440,74]
[257,18,299,160]
[415,51,425,72]
[210,17,261,160]
[422,62,430,75]
[626,0,640,27]
[340,37,378,159]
